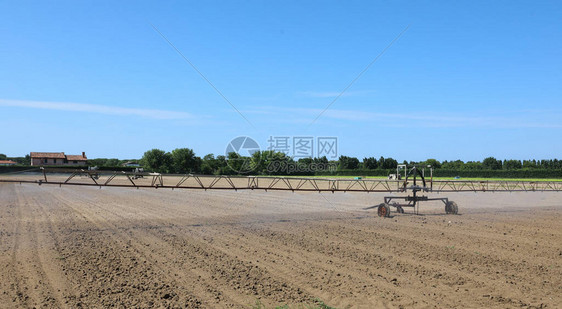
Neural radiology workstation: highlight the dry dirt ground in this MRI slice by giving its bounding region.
[0,182,560,308]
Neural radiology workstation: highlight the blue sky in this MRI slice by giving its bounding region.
[1,1,561,161]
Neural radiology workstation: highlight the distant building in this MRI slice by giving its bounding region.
[30,152,88,166]
[0,160,17,166]
[122,161,140,167]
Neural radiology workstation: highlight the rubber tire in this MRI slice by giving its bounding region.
[396,206,405,214]
[378,203,391,217]
[446,201,458,215]
[451,202,458,214]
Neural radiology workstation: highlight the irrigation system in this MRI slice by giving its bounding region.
[1,166,561,217]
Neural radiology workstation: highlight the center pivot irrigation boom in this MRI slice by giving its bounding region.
[2,166,562,217]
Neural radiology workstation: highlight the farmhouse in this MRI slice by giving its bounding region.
[0,160,17,166]
[30,152,88,166]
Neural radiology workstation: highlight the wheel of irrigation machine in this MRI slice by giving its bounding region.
[396,205,405,214]
[377,203,391,217]
[445,201,458,215]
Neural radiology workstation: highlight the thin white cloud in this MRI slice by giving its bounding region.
[0,99,195,120]
[297,90,373,98]
[244,106,562,129]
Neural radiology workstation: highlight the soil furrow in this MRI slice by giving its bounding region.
[0,183,560,308]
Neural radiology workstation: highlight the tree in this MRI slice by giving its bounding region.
[503,159,522,170]
[88,158,107,166]
[171,148,201,173]
[482,157,502,170]
[464,161,483,170]
[522,159,538,169]
[224,152,248,174]
[423,159,441,168]
[200,154,216,174]
[0,153,7,160]
[214,155,228,174]
[338,155,359,170]
[105,158,121,167]
[313,156,328,164]
[140,149,171,173]
[297,157,313,165]
[363,157,378,169]
[249,151,267,174]
[442,160,465,169]
[251,150,292,175]
[380,157,398,169]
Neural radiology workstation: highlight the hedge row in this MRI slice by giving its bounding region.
[315,169,395,177]
[1,166,561,179]
[0,166,41,173]
[0,165,136,173]
[432,169,562,178]
[314,169,562,179]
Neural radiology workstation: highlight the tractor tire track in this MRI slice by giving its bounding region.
[54,189,315,307]
[1,183,560,309]
[8,185,66,308]
[48,190,210,308]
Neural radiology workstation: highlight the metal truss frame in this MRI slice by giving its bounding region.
[0,168,560,193]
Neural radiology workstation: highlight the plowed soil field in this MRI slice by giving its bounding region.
[0,183,560,308]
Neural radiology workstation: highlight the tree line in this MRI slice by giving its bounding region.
[134,149,562,177]
[138,148,295,175]
[136,148,405,175]
[2,151,561,178]
[0,154,30,165]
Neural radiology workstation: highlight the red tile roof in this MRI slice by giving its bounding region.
[66,155,87,161]
[0,160,17,164]
[30,152,66,159]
